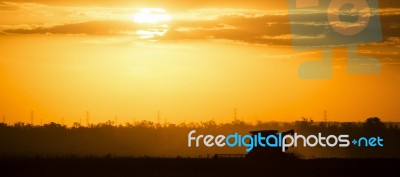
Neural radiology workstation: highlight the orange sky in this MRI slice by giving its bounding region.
[0,0,399,125]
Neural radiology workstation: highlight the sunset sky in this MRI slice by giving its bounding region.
[0,0,399,125]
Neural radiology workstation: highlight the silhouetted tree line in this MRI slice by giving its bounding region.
[0,117,398,158]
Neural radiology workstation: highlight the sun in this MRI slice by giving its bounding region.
[133,8,172,39]
[133,8,172,24]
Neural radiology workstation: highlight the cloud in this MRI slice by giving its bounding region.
[0,4,399,49]
[5,0,400,10]
[368,37,400,48]
[2,20,138,35]
[2,0,287,10]
[0,1,399,67]
[0,2,20,11]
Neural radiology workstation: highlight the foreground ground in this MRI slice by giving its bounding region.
[0,157,398,177]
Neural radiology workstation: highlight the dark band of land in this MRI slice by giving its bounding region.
[0,157,398,177]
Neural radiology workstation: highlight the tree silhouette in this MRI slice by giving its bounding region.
[0,117,398,158]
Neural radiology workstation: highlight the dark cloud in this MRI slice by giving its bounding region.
[163,11,400,47]
[2,20,138,35]
[1,9,399,49]
[162,15,291,45]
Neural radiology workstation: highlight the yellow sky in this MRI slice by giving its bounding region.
[0,1,400,125]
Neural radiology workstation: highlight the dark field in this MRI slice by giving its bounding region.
[0,158,398,177]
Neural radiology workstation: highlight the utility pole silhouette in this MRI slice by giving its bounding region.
[30,111,34,125]
[86,111,90,127]
[233,108,238,121]
[157,110,161,124]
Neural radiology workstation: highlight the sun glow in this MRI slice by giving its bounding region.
[134,8,172,24]
[133,8,171,39]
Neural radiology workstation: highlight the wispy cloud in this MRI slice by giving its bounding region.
[1,20,138,35]
[1,1,399,60]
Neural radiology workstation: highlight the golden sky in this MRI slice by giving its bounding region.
[0,0,399,125]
